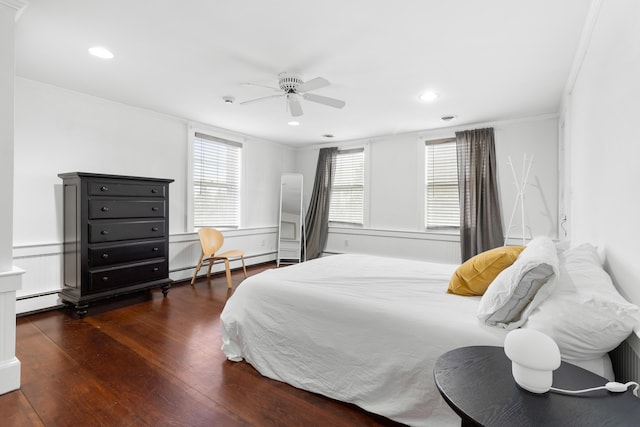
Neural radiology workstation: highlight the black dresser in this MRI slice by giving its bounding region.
[58,172,174,316]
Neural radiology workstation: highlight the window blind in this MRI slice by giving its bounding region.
[425,139,460,228]
[329,148,364,224]
[193,132,241,228]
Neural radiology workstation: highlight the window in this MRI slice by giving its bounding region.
[192,132,241,228]
[425,139,460,229]
[329,148,364,224]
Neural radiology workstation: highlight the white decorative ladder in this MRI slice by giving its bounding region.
[504,153,533,246]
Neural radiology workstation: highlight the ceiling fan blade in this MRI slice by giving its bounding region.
[302,93,346,109]
[240,94,282,105]
[240,82,280,91]
[296,77,330,93]
[287,93,303,117]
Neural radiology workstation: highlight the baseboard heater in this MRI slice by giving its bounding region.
[610,336,640,383]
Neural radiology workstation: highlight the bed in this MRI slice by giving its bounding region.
[220,238,640,426]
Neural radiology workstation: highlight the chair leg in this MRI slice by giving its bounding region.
[240,256,247,278]
[191,253,204,285]
[223,259,233,289]
[206,259,214,278]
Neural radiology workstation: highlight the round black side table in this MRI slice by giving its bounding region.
[434,346,640,426]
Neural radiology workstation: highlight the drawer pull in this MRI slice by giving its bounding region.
[152,227,159,231]
[152,247,159,252]
[102,276,109,282]
[152,267,159,272]
[151,189,158,194]
[101,230,110,235]
[100,186,109,192]
[151,207,159,211]
[101,206,109,212]
[101,253,109,259]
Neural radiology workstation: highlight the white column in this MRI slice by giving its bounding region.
[0,0,28,396]
[0,268,23,395]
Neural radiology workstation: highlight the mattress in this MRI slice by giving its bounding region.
[220,254,509,426]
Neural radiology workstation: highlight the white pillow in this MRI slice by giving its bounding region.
[562,243,617,293]
[477,236,559,330]
[524,243,640,361]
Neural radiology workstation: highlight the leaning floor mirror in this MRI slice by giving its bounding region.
[277,173,305,266]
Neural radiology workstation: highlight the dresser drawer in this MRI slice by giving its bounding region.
[88,240,166,267]
[89,261,168,293]
[89,220,166,243]
[88,181,166,198]
[89,200,165,219]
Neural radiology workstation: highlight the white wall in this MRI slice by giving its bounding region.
[297,116,559,263]
[495,118,559,241]
[369,134,421,231]
[562,0,640,306]
[14,78,188,242]
[13,78,295,313]
[243,132,296,228]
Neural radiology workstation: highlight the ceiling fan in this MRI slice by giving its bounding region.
[240,72,346,117]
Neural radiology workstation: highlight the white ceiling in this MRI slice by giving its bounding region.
[14,0,591,146]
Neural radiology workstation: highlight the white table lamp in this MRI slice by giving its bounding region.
[504,329,561,393]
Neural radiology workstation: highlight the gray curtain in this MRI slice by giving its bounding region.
[456,128,504,261]
[305,147,338,260]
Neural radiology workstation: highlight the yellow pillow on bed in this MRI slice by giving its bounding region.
[447,245,525,296]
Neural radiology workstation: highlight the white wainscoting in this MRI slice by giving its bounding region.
[13,243,64,315]
[13,227,529,314]
[325,227,462,264]
[13,227,279,315]
[168,227,279,282]
[13,226,466,314]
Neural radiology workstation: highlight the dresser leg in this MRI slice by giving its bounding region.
[75,304,89,318]
[161,284,171,297]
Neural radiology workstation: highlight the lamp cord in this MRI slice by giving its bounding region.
[550,381,639,396]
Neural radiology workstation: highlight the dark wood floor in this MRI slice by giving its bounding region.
[0,263,406,427]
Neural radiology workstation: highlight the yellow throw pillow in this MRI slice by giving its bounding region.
[447,246,526,296]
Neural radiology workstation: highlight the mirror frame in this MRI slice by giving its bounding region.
[277,173,305,266]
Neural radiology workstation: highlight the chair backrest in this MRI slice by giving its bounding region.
[198,227,224,256]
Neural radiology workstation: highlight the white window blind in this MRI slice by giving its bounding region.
[193,132,241,228]
[425,139,460,228]
[329,148,364,224]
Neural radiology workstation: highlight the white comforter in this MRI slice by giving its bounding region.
[220,254,508,426]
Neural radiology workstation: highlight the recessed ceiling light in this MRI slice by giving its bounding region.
[441,115,457,122]
[288,121,300,126]
[88,46,114,59]
[419,91,438,102]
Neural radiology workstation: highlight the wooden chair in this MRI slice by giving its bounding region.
[191,228,247,288]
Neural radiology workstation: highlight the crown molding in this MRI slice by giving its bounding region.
[0,0,29,21]
[0,0,27,9]
[562,0,603,99]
